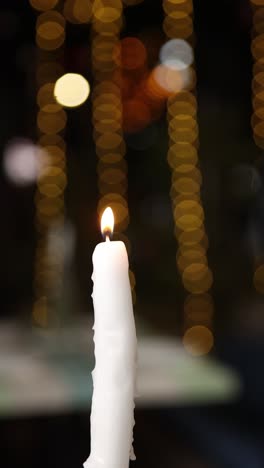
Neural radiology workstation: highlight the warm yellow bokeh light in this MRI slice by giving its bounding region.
[184,294,214,324]
[99,153,123,164]
[163,17,193,40]
[93,104,122,122]
[163,0,193,15]
[37,109,67,134]
[64,0,92,23]
[38,134,66,150]
[30,0,58,11]
[96,132,123,150]
[54,73,90,108]
[168,100,196,117]
[178,227,206,246]
[183,326,214,356]
[37,83,61,113]
[177,248,207,273]
[183,264,213,293]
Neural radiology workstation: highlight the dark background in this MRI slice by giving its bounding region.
[1,1,264,467]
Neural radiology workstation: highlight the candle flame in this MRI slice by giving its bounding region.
[101,207,114,239]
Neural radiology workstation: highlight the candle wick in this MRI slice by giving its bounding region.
[106,235,110,243]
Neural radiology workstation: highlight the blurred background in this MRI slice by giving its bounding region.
[1,0,264,466]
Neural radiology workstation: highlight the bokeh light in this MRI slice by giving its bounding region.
[63,0,92,24]
[30,0,59,11]
[36,11,65,50]
[54,73,90,108]
[160,38,194,70]
[37,83,61,112]
[184,294,214,324]
[183,326,214,356]
[3,139,47,186]
[114,37,147,70]
[152,64,191,95]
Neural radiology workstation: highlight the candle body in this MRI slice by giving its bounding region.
[84,241,137,468]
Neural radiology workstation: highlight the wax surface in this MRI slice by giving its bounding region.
[84,241,137,468]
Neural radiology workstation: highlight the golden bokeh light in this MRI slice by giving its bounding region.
[36,11,65,51]
[163,0,193,15]
[183,326,214,356]
[37,109,67,134]
[98,192,128,211]
[36,31,65,50]
[98,180,127,196]
[163,17,193,40]
[97,158,127,173]
[38,134,66,150]
[38,182,64,198]
[96,132,124,151]
[178,227,207,246]
[30,0,58,11]
[39,166,67,188]
[93,4,122,23]
[183,264,213,294]
[37,83,61,112]
[175,214,203,231]
[174,199,204,220]
[168,99,196,117]
[184,293,214,323]
[63,0,92,23]
[177,249,207,273]
[99,152,123,164]
[173,177,200,195]
[99,168,126,185]
[93,104,122,122]
[54,73,90,108]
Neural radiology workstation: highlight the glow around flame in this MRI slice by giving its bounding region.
[101,207,114,237]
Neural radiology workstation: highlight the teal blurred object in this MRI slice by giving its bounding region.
[0,320,240,417]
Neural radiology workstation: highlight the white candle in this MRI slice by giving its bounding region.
[84,207,137,468]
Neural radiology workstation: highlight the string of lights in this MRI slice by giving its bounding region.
[250,0,264,294]
[163,0,214,355]
[91,0,136,303]
[30,0,68,327]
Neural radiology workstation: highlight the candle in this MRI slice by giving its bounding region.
[84,207,137,468]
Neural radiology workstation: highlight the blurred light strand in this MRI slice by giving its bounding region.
[30,0,68,326]
[163,0,214,356]
[91,0,136,303]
